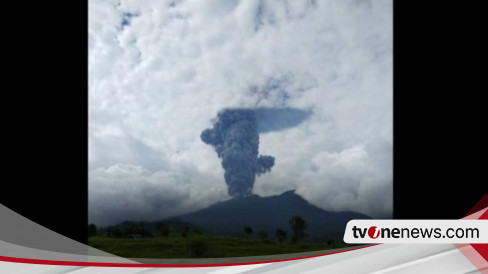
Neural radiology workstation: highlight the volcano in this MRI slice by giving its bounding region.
[172,190,370,240]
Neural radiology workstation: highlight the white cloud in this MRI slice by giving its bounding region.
[89,164,228,226]
[89,0,392,225]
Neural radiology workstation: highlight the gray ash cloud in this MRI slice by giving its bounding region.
[201,108,310,198]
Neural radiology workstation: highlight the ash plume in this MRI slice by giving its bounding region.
[201,109,275,197]
[201,107,311,198]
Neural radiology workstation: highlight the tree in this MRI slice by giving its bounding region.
[88,223,97,237]
[156,222,170,237]
[107,225,122,238]
[244,226,253,236]
[181,225,189,238]
[275,228,287,243]
[106,226,114,237]
[289,215,307,243]
[258,230,269,240]
[128,222,143,235]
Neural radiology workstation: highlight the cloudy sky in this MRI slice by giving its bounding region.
[89,0,392,226]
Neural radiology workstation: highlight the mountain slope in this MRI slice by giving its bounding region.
[173,190,370,240]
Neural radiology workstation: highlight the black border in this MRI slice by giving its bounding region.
[393,0,486,219]
[1,1,88,243]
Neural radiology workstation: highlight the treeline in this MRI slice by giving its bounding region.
[243,215,308,243]
[89,219,202,239]
[89,215,312,244]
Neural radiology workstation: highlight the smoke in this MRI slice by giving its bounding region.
[201,108,310,198]
[255,108,311,133]
[201,109,273,197]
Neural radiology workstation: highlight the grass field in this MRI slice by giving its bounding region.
[89,234,347,258]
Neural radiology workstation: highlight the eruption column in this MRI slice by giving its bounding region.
[201,109,275,197]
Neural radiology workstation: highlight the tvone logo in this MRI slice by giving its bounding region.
[351,225,382,239]
[368,226,380,239]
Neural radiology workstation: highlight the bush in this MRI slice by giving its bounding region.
[88,224,97,237]
[156,222,170,237]
[181,225,189,238]
[258,231,269,240]
[276,229,287,243]
[244,226,253,236]
[186,240,209,258]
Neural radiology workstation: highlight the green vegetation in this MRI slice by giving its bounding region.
[88,215,348,258]
[88,234,347,258]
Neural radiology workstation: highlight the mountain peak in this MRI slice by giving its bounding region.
[279,189,297,196]
[173,189,370,239]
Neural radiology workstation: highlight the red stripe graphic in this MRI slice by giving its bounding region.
[464,194,488,218]
[0,245,376,268]
[471,207,488,262]
[456,194,488,273]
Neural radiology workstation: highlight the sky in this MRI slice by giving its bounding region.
[89,0,393,226]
